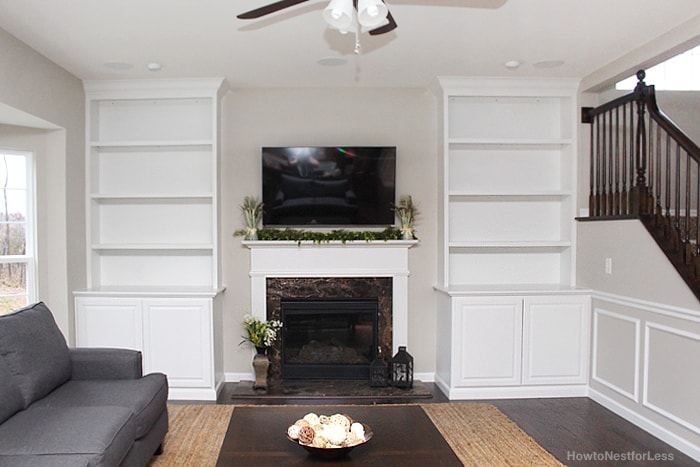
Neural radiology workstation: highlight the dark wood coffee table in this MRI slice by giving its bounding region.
[216,405,462,466]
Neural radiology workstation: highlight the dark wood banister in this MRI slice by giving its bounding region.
[644,84,700,165]
[583,70,700,301]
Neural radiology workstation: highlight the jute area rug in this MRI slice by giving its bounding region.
[148,403,564,466]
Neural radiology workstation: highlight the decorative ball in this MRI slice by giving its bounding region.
[303,413,320,426]
[311,435,328,448]
[330,413,351,430]
[287,425,301,440]
[324,425,347,446]
[345,432,362,446]
[298,425,315,445]
[350,422,365,439]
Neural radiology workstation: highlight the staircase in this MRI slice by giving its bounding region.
[583,70,700,300]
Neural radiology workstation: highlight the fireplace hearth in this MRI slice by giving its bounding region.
[281,298,379,379]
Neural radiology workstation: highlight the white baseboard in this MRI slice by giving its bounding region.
[414,372,434,383]
[225,372,253,382]
[444,384,589,400]
[434,374,451,398]
[589,388,700,462]
[168,387,218,401]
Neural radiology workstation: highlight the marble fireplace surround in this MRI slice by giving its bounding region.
[244,240,417,378]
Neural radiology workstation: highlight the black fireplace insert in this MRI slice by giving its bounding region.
[281,298,379,379]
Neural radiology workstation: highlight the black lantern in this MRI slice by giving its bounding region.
[369,347,388,387]
[390,346,414,389]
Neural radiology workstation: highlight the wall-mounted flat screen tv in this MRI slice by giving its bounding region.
[262,146,396,226]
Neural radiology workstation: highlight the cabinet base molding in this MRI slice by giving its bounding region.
[168,383,223,402]
[435,376,588,400]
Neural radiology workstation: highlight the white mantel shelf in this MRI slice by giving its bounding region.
[242,240,419,248]
[243,239,418,352]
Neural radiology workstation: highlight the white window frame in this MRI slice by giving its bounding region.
[0,149,36,311]
[616,44,700,91]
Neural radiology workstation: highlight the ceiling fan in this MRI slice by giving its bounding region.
[237,0,398,36]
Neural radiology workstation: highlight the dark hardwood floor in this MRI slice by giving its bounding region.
[217,382,696,466]
[490,398,695,466]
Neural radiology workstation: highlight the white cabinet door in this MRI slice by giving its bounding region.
[453,296,523,386]
[522,295,590,385]
[142,298,213,388]
[75,297,143,350]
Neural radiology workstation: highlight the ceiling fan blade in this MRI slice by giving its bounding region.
[368,10,397,35]
[237,0,310,19]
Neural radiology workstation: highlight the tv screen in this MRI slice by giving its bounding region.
[262,146,396,226]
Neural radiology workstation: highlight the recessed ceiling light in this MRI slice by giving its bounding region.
[318,57,347,67]
[147,62,163,71]
[504,60,521,70]
[534,59,565,69]
[103,61,133,70]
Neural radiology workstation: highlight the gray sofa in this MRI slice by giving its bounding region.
[0,302,168,467]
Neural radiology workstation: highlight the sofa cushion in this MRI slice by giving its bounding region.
[0,302,72,407]
[0,357,24,424]
[70,348,143,380]
[0,406,134,467]
[31,373,168,439]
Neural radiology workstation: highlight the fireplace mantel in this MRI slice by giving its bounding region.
[244,240,417,353]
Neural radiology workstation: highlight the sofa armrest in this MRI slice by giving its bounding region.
[70,348,143,380]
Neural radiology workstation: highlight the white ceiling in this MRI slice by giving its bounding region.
[0,0,699,88]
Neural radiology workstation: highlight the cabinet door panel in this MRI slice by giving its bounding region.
[454,297,523,386]
[522,296,590,384]
[142,299,212,388]
[75,298,143,350]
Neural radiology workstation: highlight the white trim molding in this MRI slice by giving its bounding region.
[590,292,700,462]
[592,307,641,402]
[643,322,700,436]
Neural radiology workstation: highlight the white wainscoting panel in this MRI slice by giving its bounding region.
[590,292,700,462]
[592,307,640,402]
[643,322,700,435]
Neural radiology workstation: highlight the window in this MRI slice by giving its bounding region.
[616,45,700,91]
[0,150,35,315]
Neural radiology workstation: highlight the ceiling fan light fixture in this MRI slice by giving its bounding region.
[339,15,357,34]
[361,17,388,33]
[323,0,353,30]
[357,0,388,27]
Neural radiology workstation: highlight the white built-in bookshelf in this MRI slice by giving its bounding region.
[437,79,578,289]
[84,83,223,290]
[75,79,226,400]
[434,78,590,399]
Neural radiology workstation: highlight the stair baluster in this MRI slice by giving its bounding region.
[583,69,700,300]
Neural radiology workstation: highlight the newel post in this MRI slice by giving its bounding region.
[632,70,650,215]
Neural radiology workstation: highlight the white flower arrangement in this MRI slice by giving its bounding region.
[240,314,283,349]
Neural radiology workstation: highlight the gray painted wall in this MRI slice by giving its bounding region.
[220,88,439,376]
[0,28,84,338]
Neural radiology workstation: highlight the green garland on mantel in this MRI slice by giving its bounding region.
[236,227,414,244]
